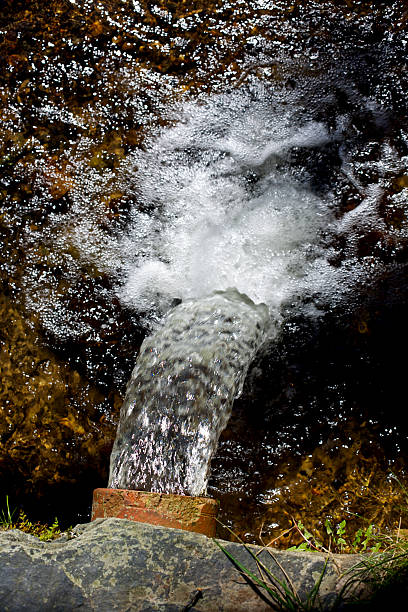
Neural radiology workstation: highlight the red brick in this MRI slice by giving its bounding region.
[91,489,219,537]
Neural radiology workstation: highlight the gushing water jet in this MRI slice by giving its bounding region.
[92,288,269,535]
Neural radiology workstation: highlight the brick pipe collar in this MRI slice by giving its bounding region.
[91,488,219,537]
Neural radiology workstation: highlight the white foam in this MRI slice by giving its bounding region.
[22,86,408,338]
[116,92,334,320]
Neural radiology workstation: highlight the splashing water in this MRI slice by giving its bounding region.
[23,84,407,342]
[17,85,408,495]
[107,93,346,493]
[116,95,335,320]
[109,289,269,495]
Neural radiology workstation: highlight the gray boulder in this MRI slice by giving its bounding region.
[0,518,363,611]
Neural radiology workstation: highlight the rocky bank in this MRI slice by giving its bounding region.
[0,518,365,611]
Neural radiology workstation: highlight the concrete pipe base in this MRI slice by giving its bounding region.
[91,488,219,537]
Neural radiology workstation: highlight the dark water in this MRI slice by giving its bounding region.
[0,0,408,546]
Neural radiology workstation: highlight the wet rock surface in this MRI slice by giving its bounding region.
[0,518,362,611]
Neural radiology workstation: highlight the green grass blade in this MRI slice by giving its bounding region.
[215,519,301,605]
[0,496,16,527]
[305,557,328,608]
[213,539,293,608]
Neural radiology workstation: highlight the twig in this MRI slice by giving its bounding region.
[182,589,203,611]
[263,526,296,549]
[263,547,299,600]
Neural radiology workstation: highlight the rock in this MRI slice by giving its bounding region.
[0,518,364,611]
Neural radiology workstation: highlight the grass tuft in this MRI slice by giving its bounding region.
[214,520,329,610]
[0,496,65,541]
[215,511,408,610]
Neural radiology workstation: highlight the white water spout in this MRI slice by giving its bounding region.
[109,289,269,495]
